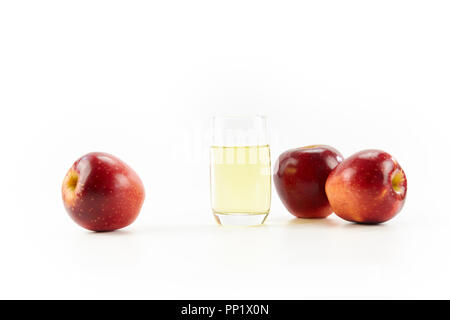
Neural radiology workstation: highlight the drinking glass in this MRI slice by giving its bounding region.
[210,115,271,226]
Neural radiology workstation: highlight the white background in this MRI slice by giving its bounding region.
[0,0,449,299]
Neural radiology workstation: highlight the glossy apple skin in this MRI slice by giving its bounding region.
[62,152,145,231]
[273,145,343,218]
[325,149,407,224]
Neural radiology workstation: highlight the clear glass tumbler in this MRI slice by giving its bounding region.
[210,115,271,226]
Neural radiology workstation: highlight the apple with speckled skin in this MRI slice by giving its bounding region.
[273,145,343,218]
[325,149,407,224]
[62,152,145,231]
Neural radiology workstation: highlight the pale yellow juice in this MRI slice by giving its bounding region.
[210,145,271,215]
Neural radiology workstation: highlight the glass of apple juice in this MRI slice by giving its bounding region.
[210,115,271,226]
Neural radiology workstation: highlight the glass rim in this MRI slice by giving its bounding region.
[211,114,267,120]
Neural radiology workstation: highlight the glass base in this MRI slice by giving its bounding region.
[213,212,269,226]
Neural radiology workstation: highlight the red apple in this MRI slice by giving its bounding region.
[273,145,343,218]
[62,152,145,231]
[325,149,407,224]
